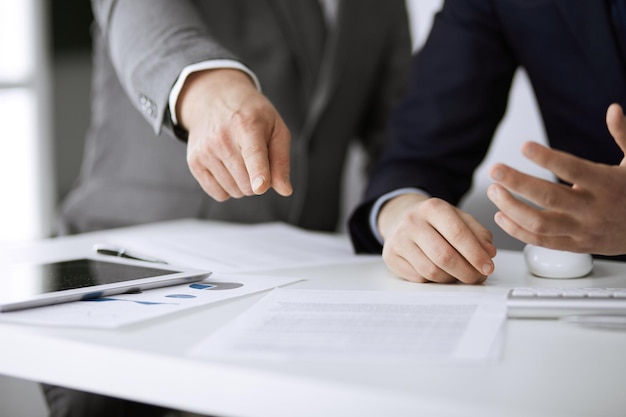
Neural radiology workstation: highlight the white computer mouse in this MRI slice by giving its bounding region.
[523,244,593,279]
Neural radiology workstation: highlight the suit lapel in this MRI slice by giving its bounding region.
[555,0,626,101]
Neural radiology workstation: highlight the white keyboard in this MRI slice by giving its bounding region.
[507,287,626,318]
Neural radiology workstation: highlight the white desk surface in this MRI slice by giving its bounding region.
[0,221,625,417]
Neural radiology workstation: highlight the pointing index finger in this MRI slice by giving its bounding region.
[268,117,292,196]
[239,132,271,195]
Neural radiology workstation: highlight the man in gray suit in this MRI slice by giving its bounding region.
[48,0,412,416]
[59,0,412,235]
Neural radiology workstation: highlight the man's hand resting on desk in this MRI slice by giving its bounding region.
[377,193,497,284]
[176,68,293,201]
[487,103,626,256]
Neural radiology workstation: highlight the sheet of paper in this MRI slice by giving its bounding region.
[0,274,301,328]
[104,219,378,273]
[190,289,507,362]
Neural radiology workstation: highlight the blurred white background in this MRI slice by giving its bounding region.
[0,0,54,244]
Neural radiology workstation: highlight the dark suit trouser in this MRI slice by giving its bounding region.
[42,384,175,417]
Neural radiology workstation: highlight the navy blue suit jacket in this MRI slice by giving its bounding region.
[349,0,626,255]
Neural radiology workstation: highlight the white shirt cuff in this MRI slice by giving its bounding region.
[168,60,262,126]
[369,188,431,245]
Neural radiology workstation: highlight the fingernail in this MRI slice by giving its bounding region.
[252,176,265,192]
[490,168,503,181]
[487,185,498,199]
[482,263,493,275]
[522,143,536,157]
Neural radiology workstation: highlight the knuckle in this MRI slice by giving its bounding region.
[407,275,429,284]
[211,134,236,158]
[481,229,494,244]
[433,246,457,268]
[381,245,403,266]
[211,191,230,202]
[241,143,267,161]
[231,108,266,133]
[381,246,394,262]
[186,147,202,168]
[447,222,465,243]
[199,179,230,203]
[401,211,420,229]
[526,217,549,235]
[541,191,559,209]
[420,262,442,282]
[420,198,445,215]
[187,156,201,173]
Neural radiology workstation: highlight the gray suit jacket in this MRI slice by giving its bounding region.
[59,0,411,234]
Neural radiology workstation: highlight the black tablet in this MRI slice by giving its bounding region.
[0,256,211,312]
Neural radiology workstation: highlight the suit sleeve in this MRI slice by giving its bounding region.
[355,0,412,167]
[91,0,241,136]
[349,0,518,253]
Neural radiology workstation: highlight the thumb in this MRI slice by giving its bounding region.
[607,103,626,162]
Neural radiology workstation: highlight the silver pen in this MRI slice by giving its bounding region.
[93,244,168,264]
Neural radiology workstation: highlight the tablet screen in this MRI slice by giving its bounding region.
[10,258,177,295]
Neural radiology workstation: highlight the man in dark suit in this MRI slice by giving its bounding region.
[349,0,626,284]
[49,1,412,416]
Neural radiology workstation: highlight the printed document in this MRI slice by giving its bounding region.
[104,219,377,272]
[190,289,507,362]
